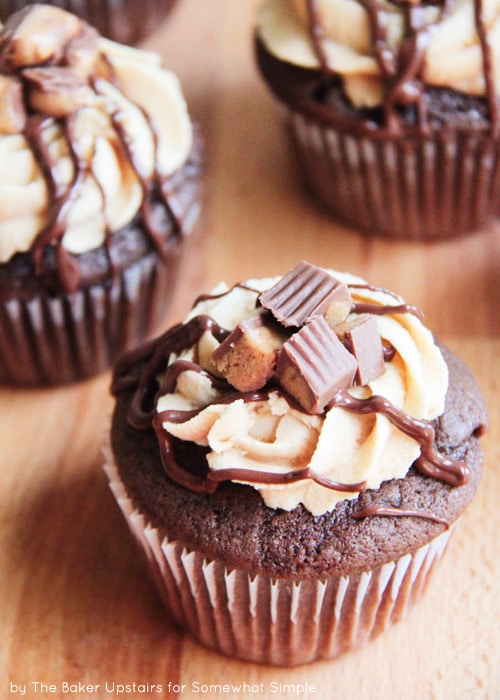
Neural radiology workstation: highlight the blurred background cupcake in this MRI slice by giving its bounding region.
[255,0,500,240]
[0,5,202,386]
[0,0,177,45]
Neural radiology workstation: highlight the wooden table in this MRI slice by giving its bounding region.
[1,2,499,698]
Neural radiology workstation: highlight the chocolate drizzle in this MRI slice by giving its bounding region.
[109,103,183,256]
[303,0,499,137]
[192,281,263,306]
[149,377,468,494]
[112,313,230,430]
[153,386,368,495]
[305,0,330,74]
[353,301,423,320]
[339,282,424,320]
[24,114,84,289]
[474,0,499,138]
[112,277,471,500]
[353,504,451,528]
[330,390,470,487]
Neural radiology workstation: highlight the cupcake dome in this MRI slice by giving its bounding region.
[106,262,488,665]
[0,5,202,386]
[255,0,500,239]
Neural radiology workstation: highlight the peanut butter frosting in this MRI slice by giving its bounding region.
[113,263,461,517]
[256,0,500,109]
[0,5,193,265]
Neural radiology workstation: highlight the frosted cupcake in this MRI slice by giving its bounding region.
[0,1,177,45]
[0,5,201,386]
[255,0,500,239]
[106,261,487,666]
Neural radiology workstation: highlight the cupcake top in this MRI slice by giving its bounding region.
[256,0,500,131]
[0,5,193,289]
[113,261,476,517]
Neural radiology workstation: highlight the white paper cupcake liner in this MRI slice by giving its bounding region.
[0,251,177,387]
[289,110,500,240]
[104,451,455,666]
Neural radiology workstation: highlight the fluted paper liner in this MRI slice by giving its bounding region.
[289,110,500,240]
[104,451,455,666]
[0,251,178,387]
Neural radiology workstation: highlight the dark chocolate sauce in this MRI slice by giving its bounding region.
[109,102,183,257]
[306,0,330,75]
[353,301,424,321]
[330,390,470,487]
[337,283,424,320]
[207,464,365,493]
[474,0,499,138]
[150,373,468,493]
[349,282,413,302]
[154,387,368,494]
[383,342,396,363]
[152,412,218,494]
[24,115,83,287]
[192,282,262,307]
[359,0,396,80]
[353,504,451,528]
[112,313,230,429]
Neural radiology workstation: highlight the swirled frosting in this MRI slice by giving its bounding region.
[256,0,500,110]
[113,265,460,517]
[0,5,192,266]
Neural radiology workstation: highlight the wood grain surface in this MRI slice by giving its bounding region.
[1,1,499,698]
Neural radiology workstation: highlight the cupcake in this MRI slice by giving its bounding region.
[0,1,177,45]
[0,5,201,386]
[255,0,500,240]
[106,261,488,666]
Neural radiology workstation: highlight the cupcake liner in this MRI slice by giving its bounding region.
[0,1,176,44]
[104,452,455,667]
[289,110,500,240]
[0,251,179,387]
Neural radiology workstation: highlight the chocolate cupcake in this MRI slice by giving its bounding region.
[0,5,201,386]
[106,261,488,666]
[0,1,177,45]
[255,0,500,239]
